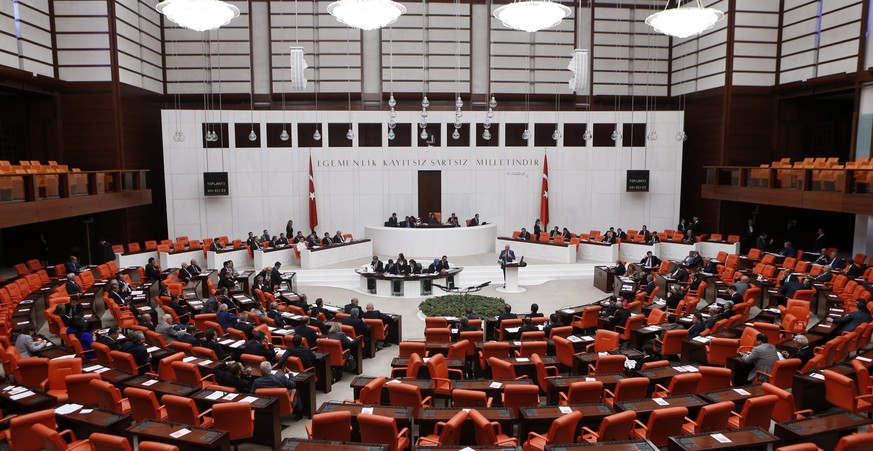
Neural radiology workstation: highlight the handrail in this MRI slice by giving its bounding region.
[702,165,873,194]
[0,169,150,203]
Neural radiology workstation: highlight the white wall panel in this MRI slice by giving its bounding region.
[54,0,111,81]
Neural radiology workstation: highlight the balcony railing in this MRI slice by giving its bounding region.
[0,170,149,203]
[704,166,873,194]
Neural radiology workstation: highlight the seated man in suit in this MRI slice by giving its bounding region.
[701,257,719,274]
[200,328,227,360]
[436,256,450,272]
[97,326,122,350]
[137,313,156,331]
[813,248,831,265]
[610,259,626,276]
[517,317,538,335]
[277,335,316,370]
[528,303,544,318]
[469,214,480,226]
[216,303,239,332]
[145,257,161,282]
[293,316,320,348]
[369,256,384,273]
[387,213,399,226]
[320,232,333,247]
[779,241,797,258]
[639,274,656,295]
[344,298,360,314]
[65,273,84,295]
[640,251,661,269]
[740,333,778,382]
[342,308,371,348]
[275,233,290,246]
[241,330,277,365]
[309,297,335,323]
[175,325,201,347]
[177,262,193,283]
[686,312,707,339]
[517,228,531,240]
[246,232,261,250]
[333,230,344,243]
[780,334,814,367]
[188,259,202,276]
[209,238,224,251]
[118,331,151,374]
[496,304,517,329]
[155,313,182,344]
[213,361,252,393]
[251,361,302,417]
[266,302,287,328]
[65,255,82,274]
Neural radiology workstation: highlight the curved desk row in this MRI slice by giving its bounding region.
[365,224,496,258]
[496,237,576,264]
[356,267,462,298]
[302,240,373,269]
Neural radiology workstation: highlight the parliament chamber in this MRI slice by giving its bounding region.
[3,0,873,450]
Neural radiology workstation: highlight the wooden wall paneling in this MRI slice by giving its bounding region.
[57,84,119,169]
[682,88,726,232]
[358,123,383,147]
[725,87,775,165]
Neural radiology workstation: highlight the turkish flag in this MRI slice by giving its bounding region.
[540,154,549,227]
[308,156,318,232]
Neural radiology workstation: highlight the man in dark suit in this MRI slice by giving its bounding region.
[320,233,333,247]
[369,256,384,273]
[145,258,161,282]
[705,300,736,330]
[177,263,193,283]
[342,308,370,347]
[216,304,238,332]
[610,260,626,276]
[213,362,252,393]
[333,230,344,243]
[241,331,277,364]
[608,303,632,330]
[498,245,515,264]
[742,219,756,252]
[465,307,480,320]
[640,251,661,269]
[755,233,772,252]
[217,271,236,292]
[118,331,150,374]
[639,275,656,295]
[100,240,115,264]
[209,238,223,251]
[344,298,360,314]
[496,304,517,329]
[269,262,283,289]
[65,255,82,274]
[362,303,391,324]
[683,251,703,269]
[65,273,83,295]
[387,213,399,226]
[517,317,538,335]
[687,216,701,238]
[277,335,316,369]
[309,298,335,322]
[252,275,270,294]
[275,233,290,246]
[175,325,201,347]
[246,232,261,250]
[686,312,707,339]
[812,228,827,252]
[639,225,652,243]
[189,259,202,275]
[266,302,287,328]
[779,241,797,259]
[293,316,319,348]
[469,214,480,226]
[200,329,226,360]
[251,361,301,417]
[137,313,156,331]
[781,334,814,367]
[701,258,719,274]
[517,228,531,240]
[97,326,122,351]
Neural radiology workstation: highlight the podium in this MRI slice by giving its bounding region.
[497,261,527,293]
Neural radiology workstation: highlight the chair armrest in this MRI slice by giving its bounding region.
[615,325,626,334]
[486,397,493,407]
[515,375,530,380]
[421,396,433,407]
[433,421,446,436]
[654,337,664,345]
[603,388,615,399]
[201,373,216,383]
[585,343,595,352]
[431,377,452,386]
[305,424,313,438]
[527,431,549,441]
[390,368,406,378]
[587,363,596,374]
[545,365,559,377]
[856,394,873,400]
[198,408,213,419]
[417,436,441,446]
[653,383,669,393]
[580,426,597,436]
[495,437,519,446]
[559,392,569,402]
[794,409,814,418]
[729,410,743,418]
[447,368,464,379]
[572,314,583,322]
[683,417,697,426]
[58,429,77,441]
[489,421,504,435]
[633,419,648,429]
[39,377,50,391]
[754,370,772,382]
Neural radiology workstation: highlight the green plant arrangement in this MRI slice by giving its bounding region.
[419,294,506,317]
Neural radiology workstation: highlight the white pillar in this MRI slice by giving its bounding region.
[249,1,270,95]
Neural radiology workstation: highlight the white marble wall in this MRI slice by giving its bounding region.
[162,109,684,244]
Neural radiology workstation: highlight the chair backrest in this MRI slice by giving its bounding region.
[310,411,352,441]
[661,329,688,356]
[593,354,626,375]
[691,400,734,433]
[613,377,649,403]
[65,373,101,405]
[402,353,423,378]
[358,413,405,451]
[453,388,489,407]
[643,406,689,447]
[469,408,501,445]
[398,342,426,358]
[386,381,426,418]
[90,341,111,365]
[766,358,802,388]
[666,373,702,396]
[9,409,57,451]
[640,360,670,370]
[488,357,518,380]
[824,369,860,411]
[647,309,667,326]
[576,306,600,328]
[31,422,68,451]
[707,338,740,365]
[90,378,128,413]
[592,329,620,352]
[597,410,637,441]
[163,394,207,426]
[436,410,467,445]
[426,353,450,380]
[172,361,207,388]
[360,376,387,404]
[735,394,777,429]
[212,402,254,441]
[316,338,346,366]
[835,431,873,451]
[518,340,547,357]
[109,350,140,374]
[544,410,582,445]
[697,366,733,392]
[566,380,604,404]
[762,382,800,423]
[124,387,164,421]
[502,384,540,416]
[45,357,83,392]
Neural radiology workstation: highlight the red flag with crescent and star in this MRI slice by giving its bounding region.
[540,154,549,227]
[309,156,318,231]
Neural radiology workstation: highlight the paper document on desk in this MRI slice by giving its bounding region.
[55,404,83,415]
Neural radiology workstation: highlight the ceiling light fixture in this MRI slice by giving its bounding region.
[327,0,406,31]
[645,0,724,39]
[493,0,571,33]
[156,0,240,32]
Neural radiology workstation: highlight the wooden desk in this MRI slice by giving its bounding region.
[668,427,777,451]
[82,363,136,384]
[555,305,590,326]
[546,374,624,404]
[350,377,435,404]
[791,372,833,412]
[417,447,519,451]
[419,407,514,444]
[121,375,199,398]
[391,357,464,378]
[55,403,133,437]
[317,402,413,442]
[0,383,57,412]
[594,266,615,293]
[386,314,403,344]
[520,403,614,438]
[725,355,755,386]
[279,438,388,451]
[698,384,767,408]
[774,409,873,450]
[127,419,229,451]
[573,349,643,375]
[614,394,706,422]
[450,378,535,404]
[634,365,698,396]
[545,440,657,450]
[190,389,280,449]
[495,356,559,380]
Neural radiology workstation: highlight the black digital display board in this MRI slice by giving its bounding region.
[626,170,650,192]
[203,172,229,196]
